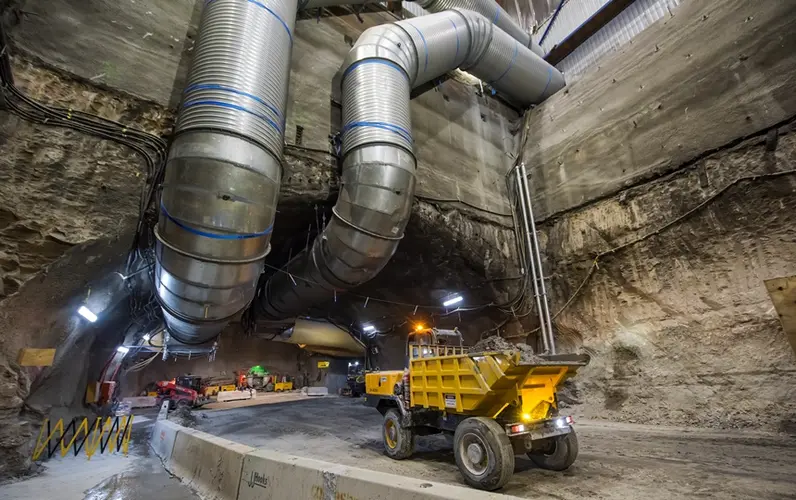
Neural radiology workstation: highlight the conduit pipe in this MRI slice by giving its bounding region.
[155,0,296,344]
[514,167,550,354]
[262,9,564,318]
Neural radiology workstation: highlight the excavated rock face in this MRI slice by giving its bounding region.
[540,123,796,432]
[0,62,166,299]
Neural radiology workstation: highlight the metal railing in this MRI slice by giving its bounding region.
[409,343,467,359]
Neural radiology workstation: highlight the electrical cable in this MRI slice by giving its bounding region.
[0,35,167,279]
[415,194,514,218]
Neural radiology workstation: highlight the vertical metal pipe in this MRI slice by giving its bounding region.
[520,162,555,353]
[506,171,527,280]
[514,166,549,353]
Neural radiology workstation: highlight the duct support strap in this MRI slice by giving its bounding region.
[261,9,564,318]
[155,0,297,343]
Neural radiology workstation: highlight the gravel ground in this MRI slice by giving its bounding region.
[193,397,796,499]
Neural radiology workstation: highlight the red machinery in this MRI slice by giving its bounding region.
[155,379,208,409]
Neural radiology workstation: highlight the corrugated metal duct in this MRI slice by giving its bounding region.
[261,9,564,319]
[154,0,296,344]
[413,0,543,56]
[298,0,542,56]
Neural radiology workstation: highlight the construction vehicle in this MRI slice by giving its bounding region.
[155,379,209,409]
[273,375,294,392]
[341,361,365,397]
[365,327,589,491]
[244,365,275,391]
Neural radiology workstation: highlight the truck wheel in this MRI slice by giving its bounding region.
[265,383,275,392]
[528,430,579,471]
[454,417,514,491]
[383,409,413,460]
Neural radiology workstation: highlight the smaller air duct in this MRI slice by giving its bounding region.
[261,9,564,319]
[297,0,542,56]
[413,0,543,56]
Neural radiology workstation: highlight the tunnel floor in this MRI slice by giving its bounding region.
[191,396,796,499]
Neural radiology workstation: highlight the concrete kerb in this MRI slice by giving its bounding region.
[152,420,517,500]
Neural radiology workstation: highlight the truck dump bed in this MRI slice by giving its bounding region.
[409,346,589,420]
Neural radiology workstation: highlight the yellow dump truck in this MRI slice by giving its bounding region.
[365,328,588,491]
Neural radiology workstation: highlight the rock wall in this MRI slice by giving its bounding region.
[543,124,796,432]
[522,0,796,432]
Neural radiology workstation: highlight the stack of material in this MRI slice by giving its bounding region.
[469,335,544,364]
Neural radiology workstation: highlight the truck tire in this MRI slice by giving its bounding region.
[383,409,413,460]
[453,417,514,491]
[528,429,579,471]
[265,382,275,392]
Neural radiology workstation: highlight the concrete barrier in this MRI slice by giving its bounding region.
[217,390,255,402]
[238,449,514,500]
[170,428,255,500]
[150,419,180,465]
[303,386,328,397]
[152,422,514,500]
[122,396,157,408]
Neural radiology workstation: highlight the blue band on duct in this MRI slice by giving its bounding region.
[449,19,460,63]
[182,99,283,133]
[341,120,413,144]
[490,41,518,86]
[184,83,283,120]
[538,66,554,101]
[160,203,274,240]
[342,59,410,81]
[206,0,293,44]
[407,23,429,73]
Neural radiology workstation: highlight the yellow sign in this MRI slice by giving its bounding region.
[18,348,57,366]
[317,361,330,369]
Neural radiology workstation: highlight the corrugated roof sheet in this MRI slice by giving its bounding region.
[556,0,680,81]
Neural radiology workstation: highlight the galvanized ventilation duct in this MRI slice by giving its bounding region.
[413,0,543,56]
[155,0,297,344]
[261,9,564,318]
[298,0,542,56]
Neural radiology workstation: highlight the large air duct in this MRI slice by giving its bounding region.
[261,9,564,318]
[298,0,542,56]
[414,0,543,56]
[154,0,296,344]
